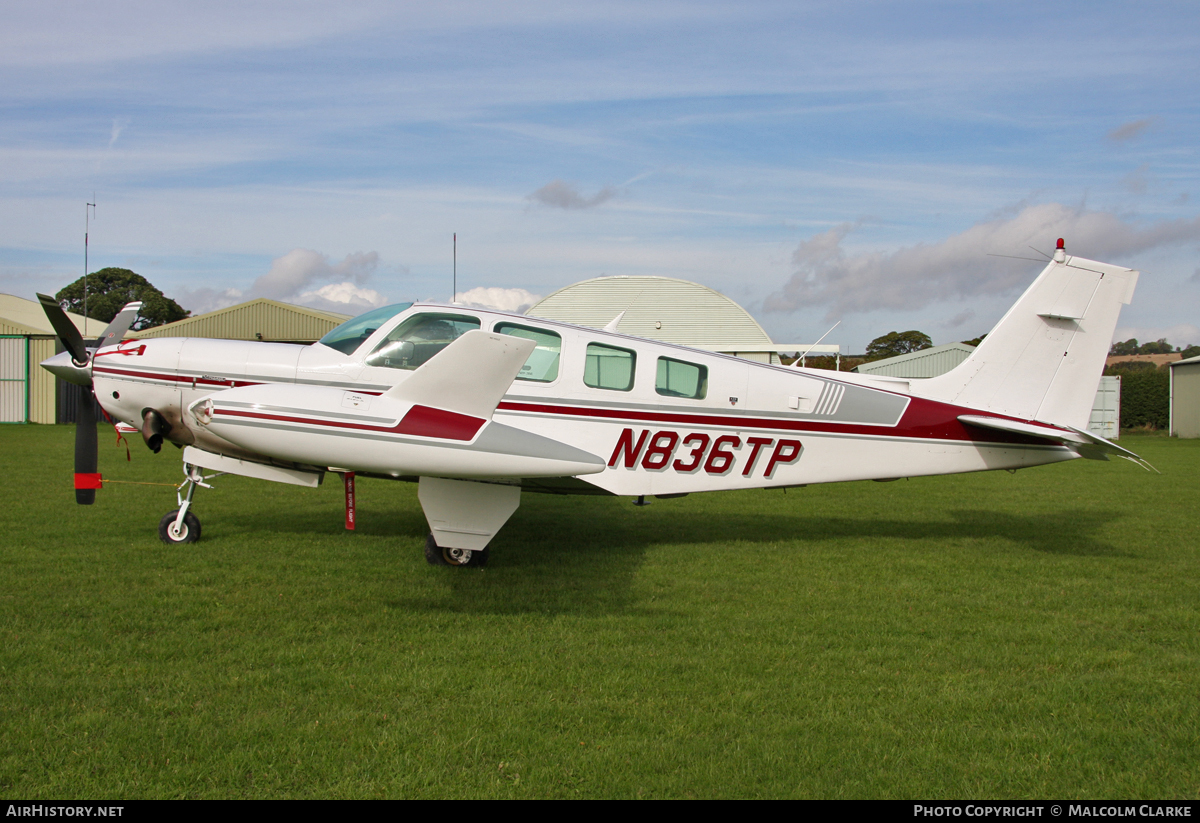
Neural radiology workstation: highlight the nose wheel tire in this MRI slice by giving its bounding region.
[159,510,201,544]
[424,533,488,567]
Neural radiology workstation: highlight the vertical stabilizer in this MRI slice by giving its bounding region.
[914,244,1138,429]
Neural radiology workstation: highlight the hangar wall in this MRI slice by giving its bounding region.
[1170,356,1200,438]
[855,343,1120,438]
[0,294,101,424]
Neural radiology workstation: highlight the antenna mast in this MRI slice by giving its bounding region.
[84,199,96,323]
[453,232,457,303]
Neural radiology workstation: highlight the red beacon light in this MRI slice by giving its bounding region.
[1054,237,1066,262]
[1056,238,1065,250]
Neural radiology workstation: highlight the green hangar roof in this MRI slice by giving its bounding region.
[526,275,774,351]
[131,298,351,343]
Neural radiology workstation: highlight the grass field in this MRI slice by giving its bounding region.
[1,425,1197,799]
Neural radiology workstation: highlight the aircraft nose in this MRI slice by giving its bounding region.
[41,350,93,386]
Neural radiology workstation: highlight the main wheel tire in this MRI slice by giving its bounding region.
[158,510,201,544]
[424,533,488,567]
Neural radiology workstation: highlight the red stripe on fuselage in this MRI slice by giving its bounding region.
[97,363,1063,447]
[495,397,1058,446]
[214,403,485,442]
[93,364,263,389]
[92,365,387,395]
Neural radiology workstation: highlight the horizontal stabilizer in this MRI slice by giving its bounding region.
[958,414,1155,470]
[384,330,535,420]
[1059,424,1157,470]
[958,414,1087,444]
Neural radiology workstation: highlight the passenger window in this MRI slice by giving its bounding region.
[656,357,707,399]
[364,313,480,370]
[495,323,562,382]
[584,343,636,391]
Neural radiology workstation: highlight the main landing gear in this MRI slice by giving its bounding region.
[159,462,220,545]
[424,533,489,568]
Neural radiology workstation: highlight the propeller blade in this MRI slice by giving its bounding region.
[36,293,89,366]
[74,388,100,505]
[93,301,142,350]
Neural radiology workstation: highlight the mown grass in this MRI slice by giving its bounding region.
[1,426,1197,798]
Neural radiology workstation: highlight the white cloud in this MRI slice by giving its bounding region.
[765,203,1200,319]
[108,119,128,148]
[177,273,387,317]
[174,286,244,315]
[528,179,616,210]
[251,249,329,299]
[251,248,380,300]
[295,281,388,314]
[456,286,542,314]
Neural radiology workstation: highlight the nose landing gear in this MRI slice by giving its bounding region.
[159,509,201,544]
[159,462,220,545]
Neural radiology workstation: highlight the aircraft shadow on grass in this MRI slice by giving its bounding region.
[229,498,1127,617]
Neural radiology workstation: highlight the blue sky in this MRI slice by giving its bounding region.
[2,1,1198,352]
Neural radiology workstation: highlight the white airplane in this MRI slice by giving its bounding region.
[40,240,1147,567]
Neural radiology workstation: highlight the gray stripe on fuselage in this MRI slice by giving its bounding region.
[490,410,1067,452]
[503,384,907,426]
[212,417,605,464]
[218,414,1066,457]
[215,400,397,425]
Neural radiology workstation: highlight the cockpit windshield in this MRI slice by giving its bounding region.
[317,303,414,355]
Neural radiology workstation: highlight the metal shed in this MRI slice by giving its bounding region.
[855,341,1120,437]
[1169,355,1200,438]
[0,294,106,424]
[526,275,826,364]
[853,343,976,378]
[131,298,351,343]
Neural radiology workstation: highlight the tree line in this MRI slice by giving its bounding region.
[1110,338,1200,359]
[55,268,188,330]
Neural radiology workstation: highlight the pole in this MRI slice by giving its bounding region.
[84,200,96,324]
[453,232,457,303]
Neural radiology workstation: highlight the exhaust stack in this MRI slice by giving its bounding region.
[142,409,171,453]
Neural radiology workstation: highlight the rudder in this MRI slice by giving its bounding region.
[914,243,1138,429]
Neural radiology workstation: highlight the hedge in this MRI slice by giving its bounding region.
[1117,368,1170,429]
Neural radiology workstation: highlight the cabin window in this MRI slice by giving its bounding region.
[318,303,414,355]
[656,357,708,399]
[584,343,636,391]
[495,323,561,383]
[364,313,480,370]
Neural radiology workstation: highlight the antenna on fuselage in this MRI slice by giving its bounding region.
[793,320,840,369]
